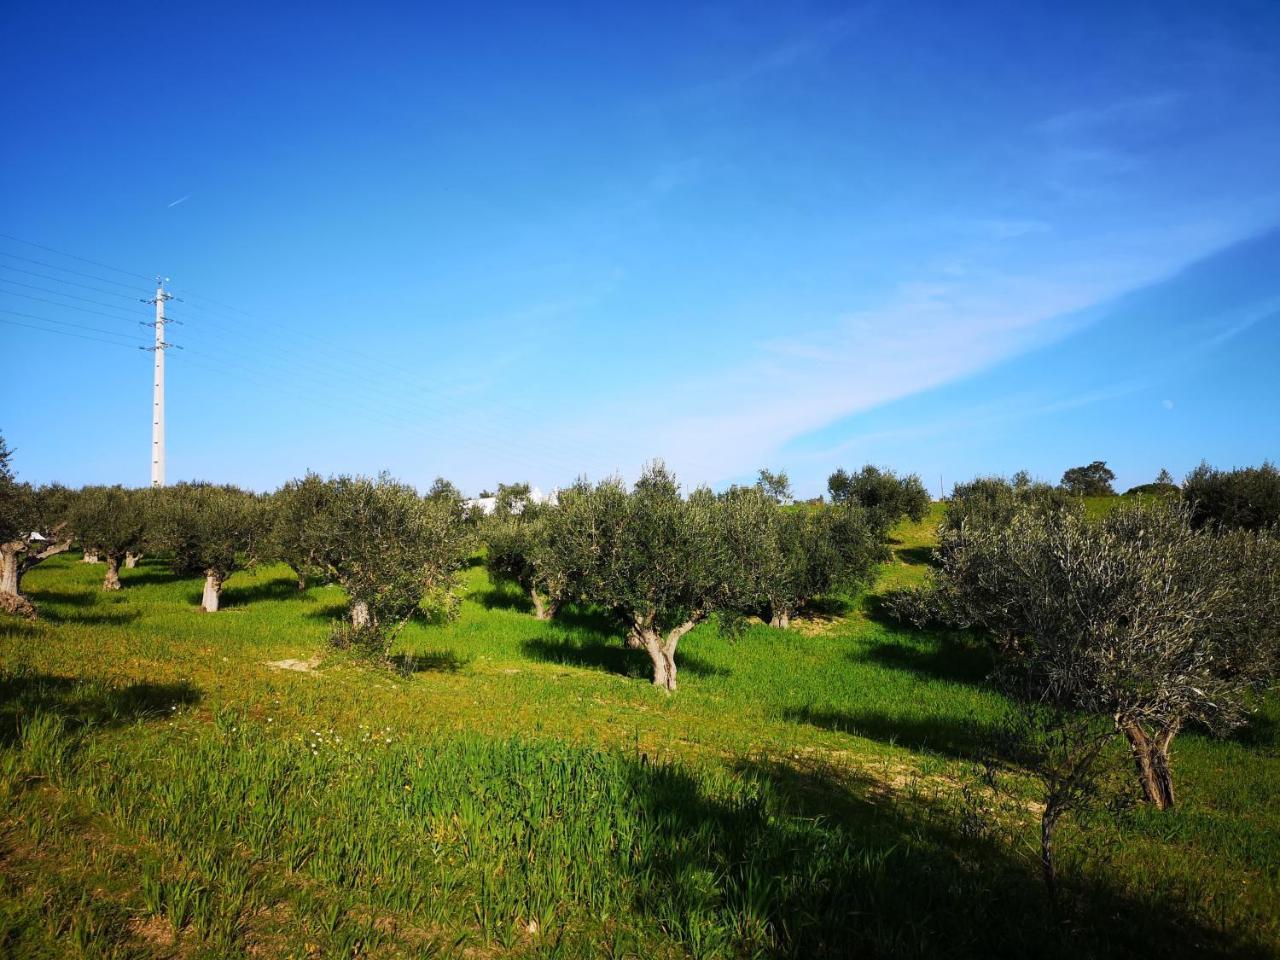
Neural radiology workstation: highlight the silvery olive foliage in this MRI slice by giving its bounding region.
[483,504,565,621]
[827,464,930,531]
[149,483,268,612]
[307,474,470,659]
[69,485,146,591]
[939,500,1280,810]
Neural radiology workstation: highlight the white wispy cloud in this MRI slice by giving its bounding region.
[540,222,1263,490]
[167,194,191,208]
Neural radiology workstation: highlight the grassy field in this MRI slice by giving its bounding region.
[1,504,1277,958]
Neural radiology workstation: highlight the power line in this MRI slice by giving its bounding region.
[0,307,149,343]
[0,316,145,349]
[0,232,152,281]
[0,289,147,322]
[0,263,144,300]
[0,276,146,315]
[0,234,605,482]
[0,249,146,292]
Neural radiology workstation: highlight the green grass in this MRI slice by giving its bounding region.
[1,506,1277,958]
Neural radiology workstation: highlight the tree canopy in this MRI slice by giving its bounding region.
[827,465,930,530]
[1182,461,1280,532]
[1059,460,1116,496]
[70,485,145,590]
[150,483,267,612]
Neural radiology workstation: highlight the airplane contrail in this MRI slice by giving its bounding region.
[167,194,191,208]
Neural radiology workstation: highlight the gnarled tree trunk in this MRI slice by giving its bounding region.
[1040,800,1064,909]
[1121,719,1179,810]
[351,600,371,630]
[768,604,792,629]
[2,532,72,619]
[201,569,224,613]
[82,550,100,563]
[632,616,699,692]
[530,588,558,621]
[124,552,141,569]
[103,555,122,591]
[0,545,33,617]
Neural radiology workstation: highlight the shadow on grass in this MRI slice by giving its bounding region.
[117,567,186,588]
[804,594,857,619]
[0,669,201,747]
[24,589,98,607]
[522,633,730,681]
[389,649,471,674]
[783,705,995,761]
[621,751,1266,959]
[855,635,993,687]
[895,544,935,565]
[477,583,533,614]
[222,576,308,608]
[41,607,142,627]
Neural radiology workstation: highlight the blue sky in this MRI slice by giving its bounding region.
[2,1,1278,497]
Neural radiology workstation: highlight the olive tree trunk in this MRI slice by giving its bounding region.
[82,550,100,563]
[768,604,792,629]
[201,570,224,613]
[632,617,700,692]
[530,588,558,621]
[351,600,371,630]
[124,552,141,569]
[2,534,72,618]
[103,555,122,591]
[0,545,30,617]
[1039,800,1064,909]
[1121,720,1179,810]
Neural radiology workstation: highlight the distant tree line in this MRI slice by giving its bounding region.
[1,433,932,686]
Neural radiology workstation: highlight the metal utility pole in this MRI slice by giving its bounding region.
[142,279,177,487]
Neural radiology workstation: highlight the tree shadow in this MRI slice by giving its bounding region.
[477,582,533,614]
[782,705,995,761]
[221,576,308,608]
[388,649,471,674]
[118,568,186,587]
[855,636,993,687]
[895,544,935,566]
[40,607,142,627]
[661,754,1270,959]
[803,594,857,619]
[304,601,349,624]
[614,742,1277,958]
[521,633,729,681]
[23,588,98,607]
[0,669,202,747]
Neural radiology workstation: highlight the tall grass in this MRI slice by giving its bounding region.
[0,507,1277,957]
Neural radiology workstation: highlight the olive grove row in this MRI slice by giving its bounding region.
[0,434,929,690]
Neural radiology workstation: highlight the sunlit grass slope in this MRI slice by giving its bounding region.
[1,502,1276,958]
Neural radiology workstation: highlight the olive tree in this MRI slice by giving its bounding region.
[0,435,73,617]
[70,485,146,591]
[827,464,930,531]
[151,483,266,612]
[268,472,336,590]
[945,474,1077,533]
[1182,460,1280,531]
[484,507,565,620]
[315,474,469,658]
[1059,460,1116,496]
[755,468,793,505]
[543,463,732,691]
[720,487,883,628]
[494,481,532,517]
[938,501,1280,810]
